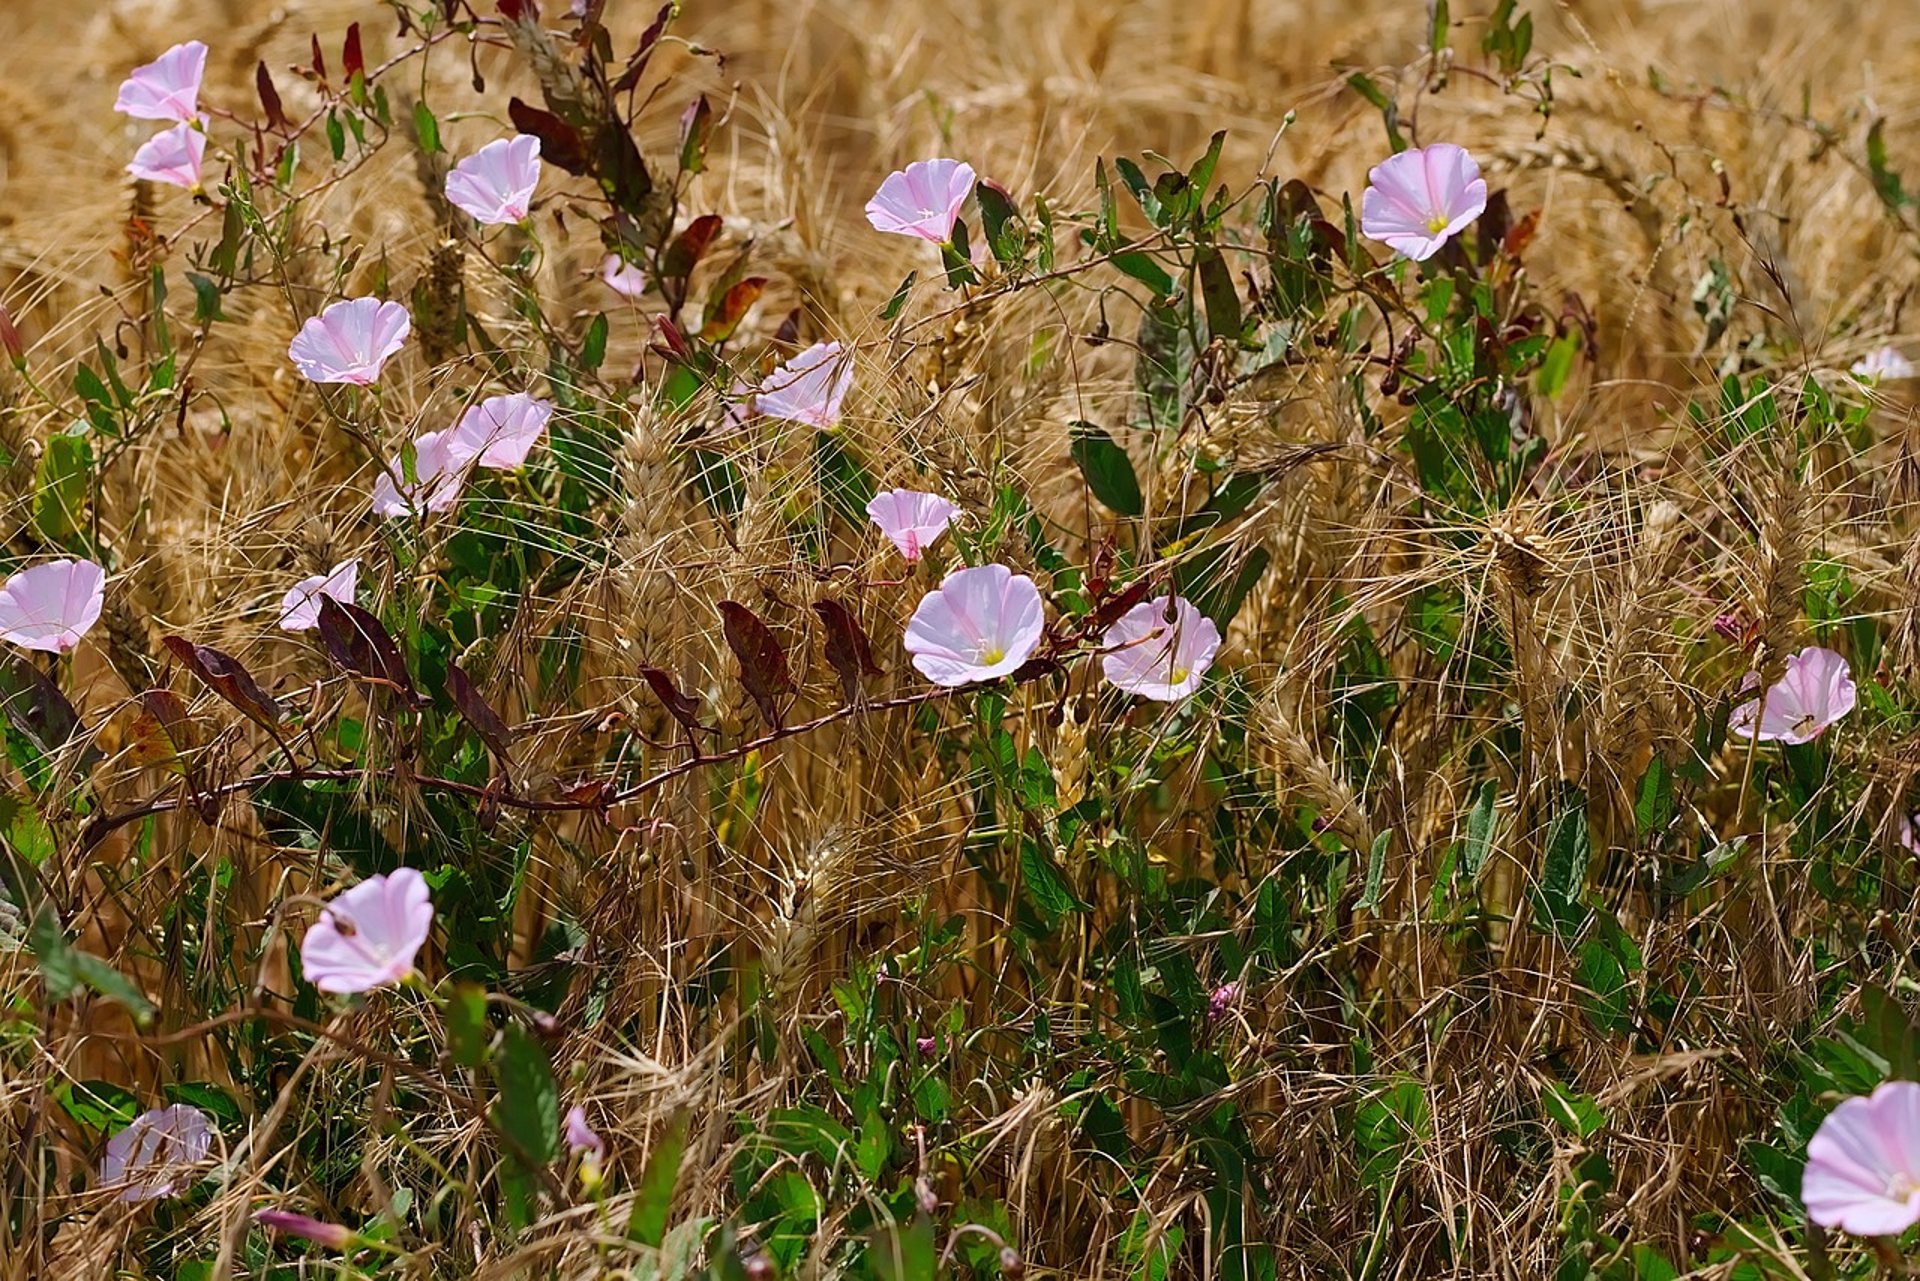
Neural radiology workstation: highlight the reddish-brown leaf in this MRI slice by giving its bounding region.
[342,22,365,82]
[812,599,883,706]
[698,277,767,343]
[717,601,793,731]
[163,636,285,731]
[446,662,516,761]
[1086,577,1153,636]
[508,98,590,175]
[497,0,539,20]
[255,61,289,131]
[640,666,706,740]
[308,34,329,85]
[611,3,674,93]
[660,214,723,282]
[315,597,422,706]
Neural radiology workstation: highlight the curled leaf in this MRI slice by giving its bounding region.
[811,599,882,706]
[508,98,589,175]
[315,597,423,707]
[162,636,285,731]
[447,662,517,762]
[717,601,792,731]
[640,666,707,748]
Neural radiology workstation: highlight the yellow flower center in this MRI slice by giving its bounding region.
[979,646,1005,666]
[1169,666,1189,685]
[1891,1172,1920,1201]
[1426,212,1451,234]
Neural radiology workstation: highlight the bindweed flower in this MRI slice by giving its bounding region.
[564,1105,605,1190]
[278,559,359,632]
[289,298,412,386]
[114,41,208,123]
[99,1104,213,1202]
[371,430,465,518]
[1803,1079,1920,1236]
[0,559,105,653]
[1711,611,1746,643]
[1207,983,1239,1022]
[755,341,854,429]
[445,136,542,226]
[1729,645,1856,744]
[128,122,206,191]
[601,255,648,298]
[1100,595,1221,702]
[866,488,959,562]
[904,564,1045,686]
[299,867,434,994]
[1360,143,1488,263]
[916,1035,937,1055]
[254,1209,354,1250]
[448,392,553,469]
[1902,813,1920,856]
[1851,345,1916,383]
[865,158,978,244]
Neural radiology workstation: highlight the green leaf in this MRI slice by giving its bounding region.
[1068,422,1143,516]
[1345,73,1405,151]
[29,903,155,1025]
[492,1022,560,1172]
[0,794,54,867]
[1019,836,1086,916]
[880,272,916,321]
[580,313,609,371]
[1358,829,1390,909]
[1194,247,1243,344]
[1633,756,1672,838]
[326,109,346,161]
[1541,1082,1605,1140]
[413,100,442,154]
[1538,785,1591,932]
[447,981,491,1068]
[1462,780,1497,879]
[1111,252,1175,297]
[1429,0,1451,51]
[187,274,226,325]
[56,1079,141,1132]
[35,431,92,550]
[870,1214,937,1281]
[163,1081,243,1126]
[628,1112,687,1247]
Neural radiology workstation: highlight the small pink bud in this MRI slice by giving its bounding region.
[0,303,23,367]
[1711,611,1744,642]
[254,1208,354,1250]
[999,1246,1025,1277]
[1207,983,1239,1022]
[916,1036,936,1055]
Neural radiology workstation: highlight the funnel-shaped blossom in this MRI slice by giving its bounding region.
[115,41,208,123]
[254,1209,354,1250]
[1852,346,1916,382]
[1901,812,1920,856]
[288,298,411,386]
[128,122,206,190]
[756,341,853,429]
[299,867,434,994]
[865,158,978,244]
[1360,143,1488,263]
[371,430,465,518]
[601,255,648,298]
[0,559,105,653]
[448,392,553,469]
[278,559,359,632]
[1804,1080,1920,1236]
[1729,645,1856,744]
[446,136,542,226]
[1100,595,1221,701]
[866,489,959,562]
[99,1104,213,1202]
[904,563,1045,686]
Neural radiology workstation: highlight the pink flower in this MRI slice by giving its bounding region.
[601,255,647,298]
[1852,346,1916,382]
[1729,645,1856,744]
[445,136,543,226]
[0,559,105,653]
[128,122,206,191]
[1804,1080,1920,1236]
[99,1105,213,1202]
[1100,595,1221,702]
[115,41,208,123]
[448,392,553,470]
[756,341,853,429]
[288,298,411,386]
[904,564,1045,686]
[1901,813,1920,856]
[371,430,465,518]
[866,489,959,562]
[1207,983,1239,1022]
[300,867,434,994]
[1360,143,1489,263]
[254,1209,354,1250]
[278,559,359,632]
[865,158,978,244]
[564,1106,605,1159]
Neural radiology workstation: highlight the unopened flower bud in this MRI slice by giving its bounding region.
[999,1246,1025,1277]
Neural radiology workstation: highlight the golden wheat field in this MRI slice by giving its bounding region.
[9,0,1920,1277]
